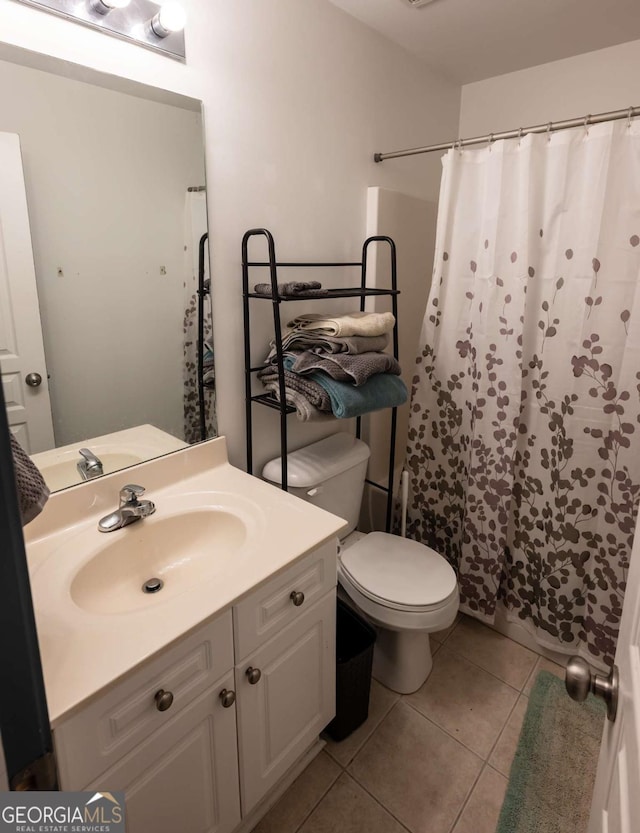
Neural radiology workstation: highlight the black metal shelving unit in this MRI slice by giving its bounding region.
[242,228,400,532]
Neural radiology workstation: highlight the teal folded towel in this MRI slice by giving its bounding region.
[283,357,407,418]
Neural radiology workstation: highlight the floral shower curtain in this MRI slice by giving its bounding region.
[406,119,640,669]
[183,190,217,443]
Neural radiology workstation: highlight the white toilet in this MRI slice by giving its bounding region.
[263,432,459,694]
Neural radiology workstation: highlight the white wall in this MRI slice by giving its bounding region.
[0,58,204,446]
[460,39,640,137]
[0,0,460,470]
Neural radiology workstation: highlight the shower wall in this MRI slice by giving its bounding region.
[361,186,436,531]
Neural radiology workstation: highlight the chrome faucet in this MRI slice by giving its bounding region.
[77,447,104,480]
[98,484,156,533]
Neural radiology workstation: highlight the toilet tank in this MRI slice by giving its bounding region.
[262,433,370,536]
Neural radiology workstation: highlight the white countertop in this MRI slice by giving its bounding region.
[25,437,347,726]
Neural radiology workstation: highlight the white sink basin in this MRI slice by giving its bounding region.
[70,510,247,615]
[32,487,263,619]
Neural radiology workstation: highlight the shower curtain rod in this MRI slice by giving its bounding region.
[373,105,640,163]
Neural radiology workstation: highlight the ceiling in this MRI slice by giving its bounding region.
[328,0,640,84]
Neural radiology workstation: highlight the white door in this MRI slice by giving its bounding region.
[587,511,640,833]
[0,131,54,453]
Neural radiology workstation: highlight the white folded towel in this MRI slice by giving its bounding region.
[285,311,395,338]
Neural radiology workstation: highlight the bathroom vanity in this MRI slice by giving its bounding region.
[24,438,347,833]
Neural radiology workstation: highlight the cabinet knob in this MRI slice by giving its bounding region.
[290,590,305,607]
[219,688,236,708]
[154,689,174,712]
[246,667,262,685]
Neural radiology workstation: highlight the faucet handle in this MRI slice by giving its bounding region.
[119,484,146,506]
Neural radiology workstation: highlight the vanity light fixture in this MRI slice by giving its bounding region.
[150,0,186,37]
[91,0,131,14]
[12,0,187,61]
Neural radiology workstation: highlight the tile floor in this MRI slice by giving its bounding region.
[252,614,566,833]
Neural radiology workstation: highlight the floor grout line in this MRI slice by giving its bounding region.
[289,764,342,833]
[446,761,489,833]
[401,696,503,764]
[342,771,414,833]
[483,687,522,766]
[437,636,536,694]
[323,690,400,769]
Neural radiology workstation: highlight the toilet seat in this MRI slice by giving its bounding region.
[339,532,457,612]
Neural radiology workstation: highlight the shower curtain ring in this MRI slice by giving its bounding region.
[628,107,634,129]
[456,138,463,155]
[584,114,591,136]
[546,121,552,142]
[488,133,494,151]
[518,127,523,146]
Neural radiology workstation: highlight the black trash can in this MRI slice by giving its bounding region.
[325,598,377,741]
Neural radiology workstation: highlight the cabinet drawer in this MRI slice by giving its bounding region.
[233,539,337,660]
[55,611,233,790]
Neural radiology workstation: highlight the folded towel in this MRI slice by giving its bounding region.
[283,357,407,418]
[270,332,389,358]
[10,434,50,525]
[258,363,332,412]
[262,382,335,422]
[254,281,328,298]
[285,311,395,338]
[291,350,401,386]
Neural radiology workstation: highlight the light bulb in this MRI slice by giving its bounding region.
[150,1,186,38]
[91,0,131,14]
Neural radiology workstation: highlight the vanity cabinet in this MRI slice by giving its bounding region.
[53,540,338,833]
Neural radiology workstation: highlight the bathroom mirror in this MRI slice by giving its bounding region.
[0,44,216,492]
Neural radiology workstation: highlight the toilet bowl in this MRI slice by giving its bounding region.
[262,433,459,694]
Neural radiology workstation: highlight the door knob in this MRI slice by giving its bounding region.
[246,667,262,685]
[565,656,619,721]
[219,689,236,708]
[25,372,42,387]
[154,689,174,712]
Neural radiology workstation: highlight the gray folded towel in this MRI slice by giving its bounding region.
[254,281,328,298]
[290,350,401,386]
[262,382,335,422]
[270,332,389,357]
[258,364,332,412]
[10,433,50,526]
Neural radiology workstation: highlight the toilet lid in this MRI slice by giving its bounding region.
[340,532,457,609]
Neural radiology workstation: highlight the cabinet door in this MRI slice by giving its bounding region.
[86,674,241,833]
[236,592,336,814]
